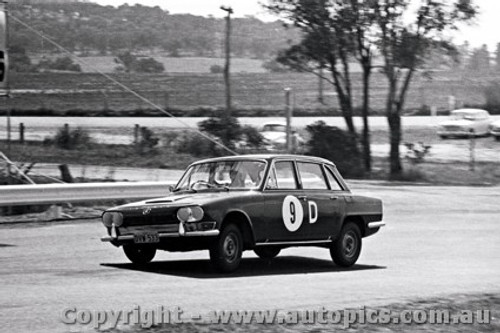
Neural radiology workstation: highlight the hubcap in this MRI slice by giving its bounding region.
[343,231,357,259]
[223,233,238,263]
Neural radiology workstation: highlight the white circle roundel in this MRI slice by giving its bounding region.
[282,195,304,232]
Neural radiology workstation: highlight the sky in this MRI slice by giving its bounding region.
[94,0,500,51]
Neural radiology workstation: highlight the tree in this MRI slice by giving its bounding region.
[371,0,476,175]
[496,43,500,72]
[467,44,490,73]
[267,0,377,172]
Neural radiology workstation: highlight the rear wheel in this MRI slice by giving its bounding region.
[330,222,362,267]
[254,247,281,259]
[210,224,243,273]
[123,244,156,264]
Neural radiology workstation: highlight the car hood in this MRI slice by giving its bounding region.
[438,119,474,127]
[490,120,500,127]
[261,131,286,142]
[108,191,255,212]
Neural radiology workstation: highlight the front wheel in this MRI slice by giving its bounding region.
[123,244,156,264]
[210,224,243,273]
[254,247,281,259]
[330,222,362,267]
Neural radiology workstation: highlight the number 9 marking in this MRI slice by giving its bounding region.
[282,195,303,232]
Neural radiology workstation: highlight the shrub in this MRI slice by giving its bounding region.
[210,64,224,74]
[54,126,91,149]
[305,121,364,178]
[174,132,218,157]
[134,57,165,73]
[37,56,81,72]
[198,115,242,149]
[136,126,159,155]
[484,81,500,109]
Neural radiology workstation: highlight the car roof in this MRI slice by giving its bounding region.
[451,108,489,115]
[190,154,336,167]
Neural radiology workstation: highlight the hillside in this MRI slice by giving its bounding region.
[9,1,301,59]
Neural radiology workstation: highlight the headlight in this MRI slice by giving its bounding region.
[102,212,123,227]
[176,206,204,222]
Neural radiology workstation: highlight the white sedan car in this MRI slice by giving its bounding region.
[437,109,491,139]
[490,120,500,141]
[260,122,304,151]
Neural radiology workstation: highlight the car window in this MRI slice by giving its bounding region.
[324,165,343,191]
[266,161,297,190]
[297,162,328,190]
[176,160,266,191]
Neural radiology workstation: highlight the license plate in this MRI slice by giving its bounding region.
[134,233,160,244]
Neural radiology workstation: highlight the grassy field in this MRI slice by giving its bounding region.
[73,56,268,74]
[2,70,497,116]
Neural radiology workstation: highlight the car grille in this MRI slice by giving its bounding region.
[123,214,178,226]
[120,224,179,236]
[443,125,463,131]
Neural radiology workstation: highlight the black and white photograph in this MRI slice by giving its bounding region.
[0,0,498,332]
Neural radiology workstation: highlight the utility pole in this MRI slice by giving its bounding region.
[220,6,233,119]
[285,88,292,153]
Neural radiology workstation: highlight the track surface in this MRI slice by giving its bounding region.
[1,182,499,332]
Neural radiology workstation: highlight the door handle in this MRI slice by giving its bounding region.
[298,195,308,201]
[330,196,339,200]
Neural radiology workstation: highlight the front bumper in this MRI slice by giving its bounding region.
[101,221,219,243]
[437,129,475,137]
[367,221,385,229]
[101,229,219,242]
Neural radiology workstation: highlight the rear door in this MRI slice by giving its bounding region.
[295,161,346,240]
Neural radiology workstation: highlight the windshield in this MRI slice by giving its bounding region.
[451,112,480,121]
[262,124,286,132]
[175,160,267,192]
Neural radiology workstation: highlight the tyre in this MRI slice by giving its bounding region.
[210,224,243,273]
[330,222,362,267]
[123,244,156,264]
[254,247,281,259]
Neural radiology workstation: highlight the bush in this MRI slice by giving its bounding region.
[134,57,165,73]
[198,115,242,150]
[54,126,91,149]
[210,64,224,74]
[262,59,289,73]
[37,56,81,72]
[174,132,218,157]
[136,126,159,155]
[305,121,364,178]
[484,81,500,109]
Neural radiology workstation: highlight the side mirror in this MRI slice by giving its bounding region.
[167,185,174,192]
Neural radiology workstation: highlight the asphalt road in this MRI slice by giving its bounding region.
[1,183,499,332]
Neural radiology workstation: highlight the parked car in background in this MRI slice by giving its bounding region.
[260,122,304,151]
[490,120,500,141]
[100,154,384,273]
[437,109,491,139]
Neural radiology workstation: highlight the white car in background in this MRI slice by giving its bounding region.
[260,122,304,150]
[490,120,500,141]
[437,109,491,139]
